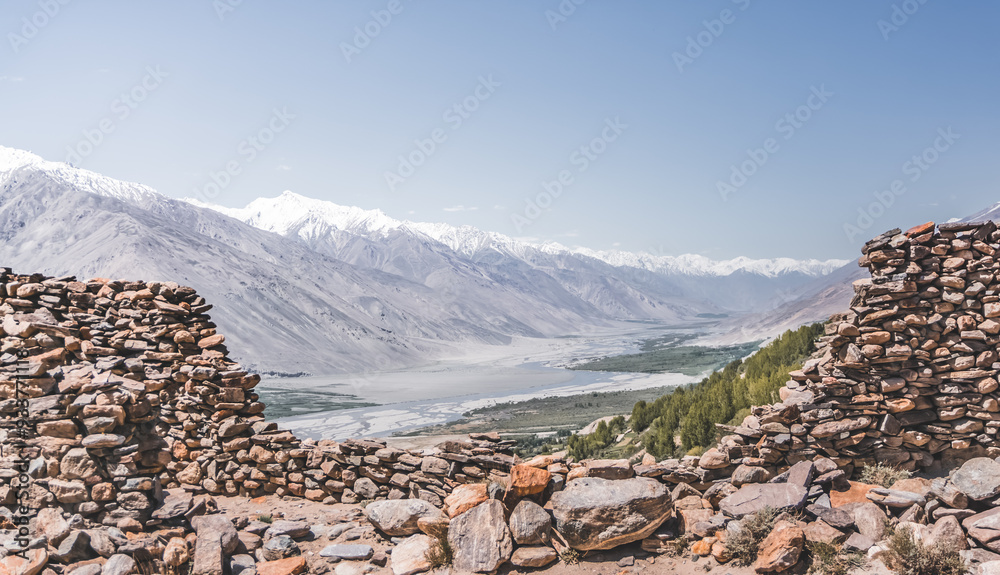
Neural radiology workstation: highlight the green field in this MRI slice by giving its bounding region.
[568,340,761,376]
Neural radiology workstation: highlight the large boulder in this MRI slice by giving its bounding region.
[550,477,672,550]
[719,484,808,519]
[964,507,1000,552]
[509,499,551,545]
[753,520,804,573]
[390,534,436,575]
[365,499,444,536]
[953,458,1000,501]
[448,500,512,573]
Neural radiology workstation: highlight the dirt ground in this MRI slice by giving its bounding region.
[213,493,836,575]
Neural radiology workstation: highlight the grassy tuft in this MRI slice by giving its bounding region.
[859,462,911,488]
[426,536,453,568]
[559,548,581,565]
[806,542,866,575]
[256,514,273,524]
[725,506,780,566]
[882,525,966,575]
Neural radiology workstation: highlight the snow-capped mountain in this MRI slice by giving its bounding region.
[187,191,848,279]
[0,145,853,373]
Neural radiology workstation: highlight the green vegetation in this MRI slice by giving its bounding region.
[570,340,760,376]
[725,506,780,566]
[559,548,581,565]
[567,415,626,459]
[883,525,966,575]
[860,462,912,488]
[632,323,824,459]
[426,537,453,568]
[806,542,866,575]
[256,514,273,524]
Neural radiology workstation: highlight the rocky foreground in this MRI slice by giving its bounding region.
[7,220,1000,574]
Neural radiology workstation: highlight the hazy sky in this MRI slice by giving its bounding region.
[2,1,997,260]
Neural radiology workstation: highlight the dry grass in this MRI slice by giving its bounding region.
[859,462,911,488]
[426,536,453,568]
[806,542,866,575]
[725,506,780,566]
[882,525,966,575]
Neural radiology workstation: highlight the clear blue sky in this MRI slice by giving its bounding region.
[2,1,998,259]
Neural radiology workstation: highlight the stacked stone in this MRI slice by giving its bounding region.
[693,221,1000,478]
[0,271,515,534]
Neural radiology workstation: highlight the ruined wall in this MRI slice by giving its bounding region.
[0,269,515,532]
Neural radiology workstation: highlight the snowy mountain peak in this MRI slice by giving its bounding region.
[0,145,162,206]
[190,192,849,278]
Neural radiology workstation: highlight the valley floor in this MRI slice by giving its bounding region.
[266,322,724,440]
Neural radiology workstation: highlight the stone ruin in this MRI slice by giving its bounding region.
[8,220,1000,574]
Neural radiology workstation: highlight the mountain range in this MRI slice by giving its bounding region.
[0,145,854,374]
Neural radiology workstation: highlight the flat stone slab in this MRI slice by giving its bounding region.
[319,544,373,560]
[953,458,1000,501]
[719,483,808,518]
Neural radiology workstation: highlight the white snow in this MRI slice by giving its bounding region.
[188,190,850,278]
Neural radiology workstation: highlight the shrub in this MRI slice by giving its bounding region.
[806,542,866,575]
[860,462,911,488]
[725,506,780,566]
[559,548,581,565]
[256,514,273,524]
[882,525,966,575]
[426,537,453,568]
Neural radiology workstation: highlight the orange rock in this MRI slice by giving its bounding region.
[444,483,488,518]
[507,464,552,498]
[753,520,804,573]
[198,333,226,348]
[256,557,307,575]
[905,221,935,237]
[0,549,48,575]
[691,537,716,556]
[830,481,878,507]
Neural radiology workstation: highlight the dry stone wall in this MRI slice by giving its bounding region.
[0,268,515,531]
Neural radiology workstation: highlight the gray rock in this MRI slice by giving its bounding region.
[51,530,91,563]
[510,545,558,568]
[953,458,1000,501]
[151,489,193,520]
[964,507,1000,551]
[926,515,969,550]
[931,478,968,509]
[102,554,136,575]
[365,499,444,536]
[68,565,103,575]
[786,461,815,489]
[719,483,808,519]
[550,477,672,551]
[320,544,374,560]
[817,507,854,530]
[264,520,311,540]
[353,477,379,500]
[230,555,256,575]
[191,514,240,575]
[508,499,551,545]
[843,532,875,553]
[390,534,435,575]
[867,487,926,508]
[262,535,300,561]
[449,499,513,573]
[842,502,887,542]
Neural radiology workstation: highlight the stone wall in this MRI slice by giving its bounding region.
[0,269,515,533]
